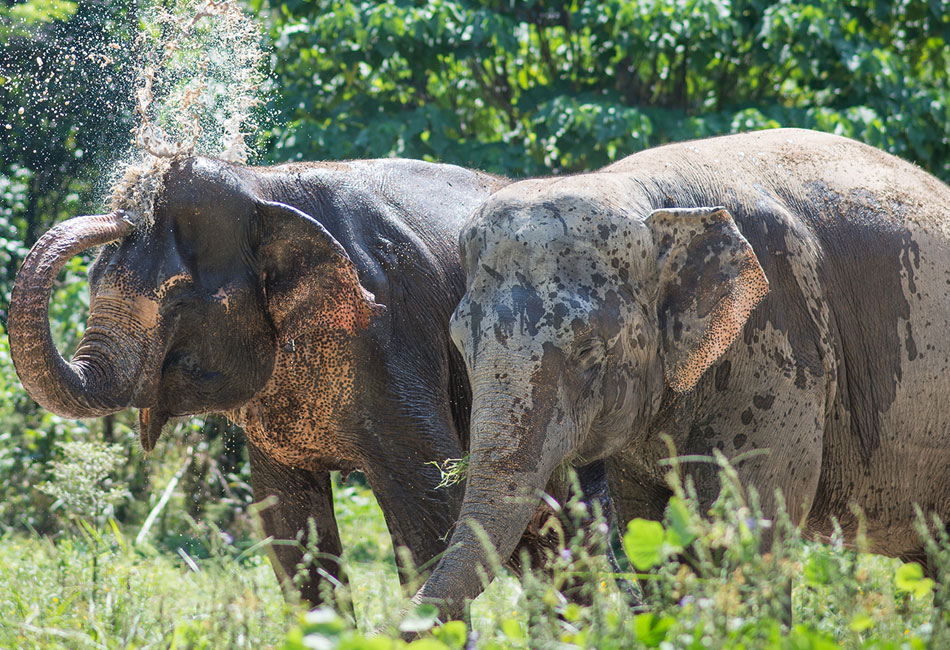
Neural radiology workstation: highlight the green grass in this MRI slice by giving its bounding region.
[0,527,288,648]
[0,469,945,649]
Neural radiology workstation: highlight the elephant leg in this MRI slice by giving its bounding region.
[574,461,644,606]
[363,453,463,587]
[247,442,347,607]
[509,461,637,606]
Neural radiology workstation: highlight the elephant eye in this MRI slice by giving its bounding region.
[574,337,604,361]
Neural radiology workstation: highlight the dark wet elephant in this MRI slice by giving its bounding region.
[9,156,516,604]
[412,128,950,620]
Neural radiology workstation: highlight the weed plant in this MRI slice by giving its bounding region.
[286,456,940,650]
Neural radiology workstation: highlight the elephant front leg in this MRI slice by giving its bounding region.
[247,443,347,607]
[364,457,464,588]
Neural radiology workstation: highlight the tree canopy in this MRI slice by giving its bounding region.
[260,0,950,179]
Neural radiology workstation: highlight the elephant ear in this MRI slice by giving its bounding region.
[256,200,384,345]
[646,206,769,393]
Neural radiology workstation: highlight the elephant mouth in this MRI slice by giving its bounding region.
[139,407,170,452]
[135,362,209,452]
[137,363,258,452]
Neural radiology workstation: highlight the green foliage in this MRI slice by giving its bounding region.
[894,562,934,600]
[0,1,77,39]
[0,525,290,648]
[398,604,439,634]
[262,0,950,179]
[429,454,469,489]
[272,467,946,649]
[0,471,947,649]
[38,440,129,525]
[623,518,664,570]
[0,0,143,537]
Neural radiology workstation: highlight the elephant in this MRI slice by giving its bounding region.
[411,128,950,620]
[9,155,617,606]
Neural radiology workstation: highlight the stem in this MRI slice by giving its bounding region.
[135,451,192,546]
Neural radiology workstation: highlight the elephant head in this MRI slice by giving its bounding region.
[413,181,768,618]
[9,157,382,450]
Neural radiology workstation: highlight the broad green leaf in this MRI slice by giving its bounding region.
[623,518,665,570]
[431,620,466,649]
[500,618,524,640]
[895,562,935,599]
[634,613,674,647]
[664,496,697,549]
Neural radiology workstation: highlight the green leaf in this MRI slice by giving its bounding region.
[108,518,127,554]
[399,604,439,633]
[431,620,466,649]
[500,618,524,640]
[664,496,697,549]
[634,613,674,647]
[895,562,935,599]
[623,518,665,570]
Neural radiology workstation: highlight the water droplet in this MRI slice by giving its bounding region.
[109,0,271,225]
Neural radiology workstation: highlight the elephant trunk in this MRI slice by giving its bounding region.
[413,382,567,621]
[9,212,138,418]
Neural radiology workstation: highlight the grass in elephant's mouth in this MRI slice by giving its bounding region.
[0,470,943,649]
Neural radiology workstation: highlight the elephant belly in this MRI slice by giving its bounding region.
[809,226,950,557]
[812,386,950,557]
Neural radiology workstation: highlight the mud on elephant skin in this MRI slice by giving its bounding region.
[414,128,950,620]
[10,156,508,604]
[10,155,619,607]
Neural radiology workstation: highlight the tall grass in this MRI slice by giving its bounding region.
[2,450,944,649]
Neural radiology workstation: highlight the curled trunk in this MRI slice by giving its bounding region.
[9,212,136,418]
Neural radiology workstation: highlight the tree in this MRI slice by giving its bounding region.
[261,0,950,180]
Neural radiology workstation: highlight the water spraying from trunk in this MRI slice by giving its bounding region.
[8,1,272,422]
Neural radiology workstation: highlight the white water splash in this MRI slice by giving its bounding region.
[110,0,269,225]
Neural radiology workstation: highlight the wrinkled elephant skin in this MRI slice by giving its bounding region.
[10,157,514,604]
[416,128,950,620]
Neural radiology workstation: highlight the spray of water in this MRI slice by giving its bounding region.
[110,0,269,226]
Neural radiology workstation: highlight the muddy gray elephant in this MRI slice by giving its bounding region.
[10,156,617,605]
[412,128,950,620]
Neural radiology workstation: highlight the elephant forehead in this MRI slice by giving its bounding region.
[458,272,604,362]
[466,194,653,299]
[473,192,634,245]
